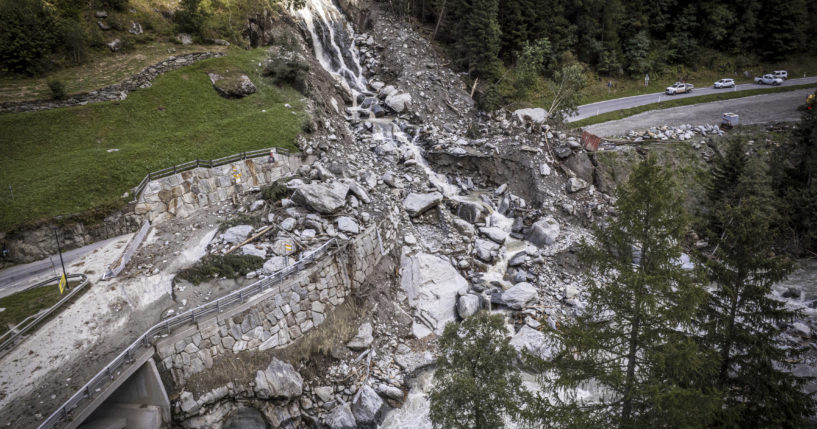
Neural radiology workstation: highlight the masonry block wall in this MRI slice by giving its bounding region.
[154,217,398,386]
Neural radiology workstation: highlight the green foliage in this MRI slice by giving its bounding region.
[697,138,816,427]
[175,0,210,38]
[429,311,531,429]
[0,0,60,75]
[218,213,262,232]
[262,57,310,93]
[533,156,719,428]
[98,0,128,12]
[451,0,502,80]
[176,254,264,285]
[546,63,587,122]
[772,90,817,253]
[260,180,288,203]
[0,49,303,231]
[47,80,66,100]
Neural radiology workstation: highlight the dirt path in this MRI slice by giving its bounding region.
[584,88,813,137]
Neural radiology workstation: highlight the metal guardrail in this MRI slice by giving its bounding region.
[0,274,90,359]
[38,237,339,429]
[129,147,292,204]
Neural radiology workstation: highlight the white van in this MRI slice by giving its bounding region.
[773,70,788,80]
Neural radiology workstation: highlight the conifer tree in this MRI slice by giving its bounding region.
[453,0,502,80]
[429,311,531,429]
[532,156,719,428]
[699,138,816,428]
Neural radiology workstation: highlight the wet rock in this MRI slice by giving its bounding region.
[375,384,404,401]
[325,403,356,429]
[352,385,384,427]
[527,217,560,247]
[221,225,254,244]
[508,250,529,267]
[457,294,481,318]
[253,358,303,399]
[292,182,349,214]
[479,226,507,244]
[474,239,499,263]
[401,252,468,335]
[456,201,484,224]
[501,282,538,310]
[782,287,802,299]
[346,322,374,350]
[403,192,443,217]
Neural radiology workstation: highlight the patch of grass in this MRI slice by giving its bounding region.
[176,254,264,285]
[0,282,79,336]
[0,42,226,103]
[0,47,304,231]
[569,83,817,129]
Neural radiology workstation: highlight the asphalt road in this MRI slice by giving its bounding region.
[0,236,122,298]
[567,76,817,123]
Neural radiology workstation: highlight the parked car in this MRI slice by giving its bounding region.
[755,74,783,85]
[773,70,788,80]
[665,82,694,95]
[714,78,735,88]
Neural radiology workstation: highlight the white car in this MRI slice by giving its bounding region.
[773,70,788,80]
[714,78,735,88]
[755,74,783,85]
[665,82,694,95]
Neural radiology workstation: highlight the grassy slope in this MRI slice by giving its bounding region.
[0,48,305,231]
[0,283,73,336]
[569,83,817,128]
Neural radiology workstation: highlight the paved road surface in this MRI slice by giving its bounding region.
[567,76,817,122]
[0,236,123,297]
[584,88,814,138]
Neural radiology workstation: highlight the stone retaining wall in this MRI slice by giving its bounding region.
[154,217,398,385]
[136,154,311,223]
[0,52,224,114]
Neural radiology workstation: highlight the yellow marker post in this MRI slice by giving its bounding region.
[58,274,67,294]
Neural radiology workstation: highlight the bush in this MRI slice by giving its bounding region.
[0,0,60,75]
[176,254,264,285]
[48,80,67,100]
[175,0,209,38]
[263,58,310,92]
[260,180,288,202]
[99,0,128,12]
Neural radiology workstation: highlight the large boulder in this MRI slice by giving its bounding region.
[565,151,595,183]
[513,107,548,124]
[501,282,539,310]
[352,385,385,428]
[474,239,499,263]
[253,358,303,399]
[384,93,412,113]
[325,403,357,429]
[262,256,292,274]
[221,225,254,244]
[509,325,552,360]
[292,182,349,214]
[403,192,443,217]
[337,216,360,234]
[401,252,469,335]
[479,226,508,244]
[208,73,257,98]
[566,177,590,193]
[457,294,481,318]
[527,217,560,247]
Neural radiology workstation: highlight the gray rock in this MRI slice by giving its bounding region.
[292,182,349,214]
[337,216,360,234]
[241,245,266,258]
[352,385,384,426]
[509,325,552,360]
[214,39,231,46]
[179,391,199,414]
[782,287,802,299]
[474,239,499,263]
[177,33,193,45]
[346,322,374,350]
[272,238,297,256]
[501,282,538,310]
[95,10,107,18]
[222,225,254,244]
[553,145,573,159]
[106,38,121,52]
[457,294,481,318]
[98,20,110,31]
[382,171,400,188]
[527,217,560,247]
[209,73,257,98]
[375,384,404,401]
[456,201,484,224]
[508,250,529,267]
[539,163,551,176]
[513,107,548,124]
[403,192,443,217]
[280,217,297,231]
[262,256,292,274]
[565,151,594,183]
[325,403,356,429]
[394,350,435,373]
[566,177,590,193]
[129,21,143,35]
[479,226,508,244]
[347,180,371,204]
[452,218,475,235]
[401,252,469,335]
[791,322,811,338]
[564,285,579,300]
[315,386,334,403]
[254,358,303,399]
[384,93,412,113]
[249,200,264,212]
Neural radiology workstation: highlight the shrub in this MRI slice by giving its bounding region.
[175,0,209,38]
[260,180,288,202]
[48,80,67,100]
[176,254,264,285]
[263,58,310,92]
